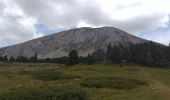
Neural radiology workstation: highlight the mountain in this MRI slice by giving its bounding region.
[0,27,148,59]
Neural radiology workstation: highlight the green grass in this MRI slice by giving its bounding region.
[80,77,147,90]
[0,62,170,100]
[0,85,87,100]
[18,69,81,81]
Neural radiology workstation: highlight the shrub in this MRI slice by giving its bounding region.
[19,69,81,81]
[0,85,87,100]
[80,77,147,90]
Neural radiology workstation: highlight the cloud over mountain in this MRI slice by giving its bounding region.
[0,0,170,47]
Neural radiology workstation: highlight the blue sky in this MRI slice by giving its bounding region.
[35,24,66,35]
[0,0,170,47]
[138,16,170,45]
[34,24,76,36]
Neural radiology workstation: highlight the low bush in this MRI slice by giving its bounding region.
[19,69,80,81]
[80,77,147,90]
[0,85,87,100]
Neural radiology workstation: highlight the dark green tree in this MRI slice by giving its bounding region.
[106,44,113,63]
[85,54,96,65]
[9,57,15,62]
[0,55,8,62]
[29,53,38,63]
[16,56,28,63]
[92,49,105,63]
[110,45,122,63]
[66,50,79,66]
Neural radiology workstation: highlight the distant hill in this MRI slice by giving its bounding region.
[0,27,149,59]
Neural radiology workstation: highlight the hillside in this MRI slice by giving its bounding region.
[0,63,170,100]
[0,27,148,59]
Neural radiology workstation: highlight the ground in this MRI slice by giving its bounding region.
[0,62,170,100]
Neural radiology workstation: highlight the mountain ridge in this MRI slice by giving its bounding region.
[0,27,150,59]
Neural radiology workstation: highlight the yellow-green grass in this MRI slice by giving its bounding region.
[0,62,170,100]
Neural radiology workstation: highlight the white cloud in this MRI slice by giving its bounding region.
[0,0,43,46]
[0,0,170,47]
[97,0,170,32]
[14,0,170,33]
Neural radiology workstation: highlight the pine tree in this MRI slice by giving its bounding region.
[66,50,79,66]
[16,56,28,63]
[86,54,95,65]
[30,53,38,63]
[106,44,113,63]
[92,49,105,63]
[9,57,15,62]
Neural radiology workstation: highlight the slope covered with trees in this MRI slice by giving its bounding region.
[0,41,170,67]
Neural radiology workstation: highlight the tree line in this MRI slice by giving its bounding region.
[0,41,170,67]
[0,50,96,65]
[105,42,170,67]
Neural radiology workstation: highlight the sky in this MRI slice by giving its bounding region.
[0,0,170,47]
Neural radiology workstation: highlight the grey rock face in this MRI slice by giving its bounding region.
[0,27,148,59]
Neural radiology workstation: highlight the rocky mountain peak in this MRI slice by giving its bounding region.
[0,27,148,59]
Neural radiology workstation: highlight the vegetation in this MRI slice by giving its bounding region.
[80,77,147,90]
[0,85,86,100]
[66,50,79,66]
[19,69,80,81]
[1,41,170,67]
[0,63,170,100]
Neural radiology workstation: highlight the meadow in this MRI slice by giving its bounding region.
[0,62,170,100]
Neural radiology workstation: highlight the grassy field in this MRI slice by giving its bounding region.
[0,62,170,100]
